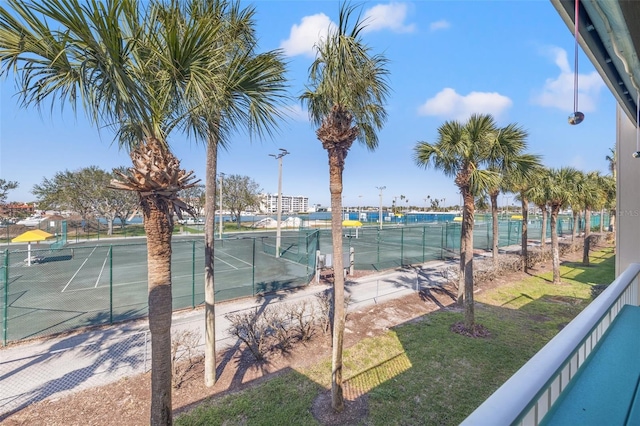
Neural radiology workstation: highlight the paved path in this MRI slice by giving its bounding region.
[0,257,463,419]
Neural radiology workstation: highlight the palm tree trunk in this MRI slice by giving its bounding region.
[462,188,475,329]
[328,151,345,413]
[550,206,561,284]
[571,211,578,241]
[539,205,548,251]
[583,208,591,265]
[599,208,604,233]
[521,197,528,272]
[457,212,466,306]
[204,138,218,387]
[490,190,499,268]
[142,195,174,425]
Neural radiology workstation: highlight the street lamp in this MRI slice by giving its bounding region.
[218,173,225,239]
[269,148,289,257]
[376,186,386,230]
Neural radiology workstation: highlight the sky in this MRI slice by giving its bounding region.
[0,0,617,210]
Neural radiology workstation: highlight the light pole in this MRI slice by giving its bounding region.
[270,148,289,257]
[218,172,225,239]
[376,186,386,230]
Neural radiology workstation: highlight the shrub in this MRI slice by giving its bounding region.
[171,329,202,389]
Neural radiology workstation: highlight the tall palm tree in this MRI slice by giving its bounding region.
[580,171,606,265]
[526,168,551,252]
[176,0,288,387]
[0,1,219,423]
[506,163,544,271]
[485,123,539,268]
[606,146,617,232]
[542,167,579,283]
[414,114,501,330]
[299,2,390,412]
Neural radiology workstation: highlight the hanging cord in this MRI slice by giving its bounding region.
[636,91,640,152]
[568,0,584,124]
[574,0,579,113]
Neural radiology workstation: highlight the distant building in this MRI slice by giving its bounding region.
[260,194,309,213]
[0,202,35,217]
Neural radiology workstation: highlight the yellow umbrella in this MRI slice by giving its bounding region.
[12,229,53,266]
[342,220,363,238]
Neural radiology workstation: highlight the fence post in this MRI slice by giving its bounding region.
[252,238,256,296]
[422,226,426,262]
[192,241,196,308]
[3,249,8,346]
[376,229,381,270]
[109,245,113,324]
[440,224,445,260]
[400,228,404,266]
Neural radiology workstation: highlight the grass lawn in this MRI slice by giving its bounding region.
[176,246,615,426]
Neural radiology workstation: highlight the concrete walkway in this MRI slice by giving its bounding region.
[0,258,459,419]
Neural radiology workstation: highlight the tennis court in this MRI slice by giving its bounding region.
[1,232,318,344]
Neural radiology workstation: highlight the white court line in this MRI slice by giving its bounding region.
[61,246,98,293]
[95,254,109,288]
[214,255,238,270]
[217,251,252,267]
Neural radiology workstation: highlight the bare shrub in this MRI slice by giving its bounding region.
[171,329,202,389]
[288,301,316,341]
[226,308,271,361]
[263,306,294,351]
[315,289,352,335]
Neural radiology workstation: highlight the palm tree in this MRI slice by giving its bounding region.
[542,167,579,283]
[175,0,288,387]
[526,168,551,252]
[606,146,617,232]
[485,122,539,268]
[414,114,501,330]
[580,171,606,265]
[0,1,219,423]
[506,163,544,271]
[299,2,390,412]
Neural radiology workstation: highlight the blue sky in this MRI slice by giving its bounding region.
[0,0,616,209]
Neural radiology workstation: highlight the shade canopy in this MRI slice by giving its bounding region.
[12,229,53,243]
[342,220,363,227]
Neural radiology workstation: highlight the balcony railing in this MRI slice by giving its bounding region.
[462,263,640,426]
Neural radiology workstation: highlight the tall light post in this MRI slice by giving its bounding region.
[270,148,289,257]
[376,186,386,230]
[218,172,225,239]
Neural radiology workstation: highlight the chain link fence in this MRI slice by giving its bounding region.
[1,231,320,346]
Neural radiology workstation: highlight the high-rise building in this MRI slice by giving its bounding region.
[260,194,309,213]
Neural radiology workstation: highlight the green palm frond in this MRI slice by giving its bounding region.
[300,1,390,150]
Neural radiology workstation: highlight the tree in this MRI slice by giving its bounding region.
[0,1,218,422]
[414,114,501,331]
[175,0,288,387]
[220,174,261,228]
[579,171,607,265]
[525,168,551,251]
[0,179,18,205]
[32,167,107,230]
[542,167,579,283]
[299,2,390,412]
[485,123,540,268]
[179,184,205,218]
[606,146,617,232]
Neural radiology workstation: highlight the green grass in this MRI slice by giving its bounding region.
[176,246,616,426]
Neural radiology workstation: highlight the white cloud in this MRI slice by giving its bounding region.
[362,2,416,33]
[429,19,450,32]
[531,45,605,113]
[282,103,308,122]
[279,13,334,57]
[417,88,513,121]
